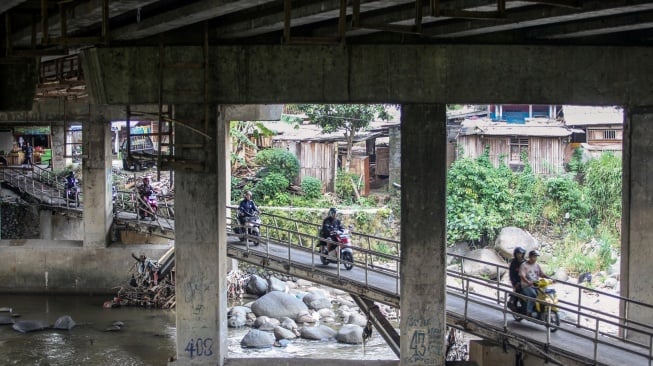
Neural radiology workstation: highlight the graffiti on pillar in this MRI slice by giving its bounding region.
[184,337,214,358]
[183,277,210,305]
[407,327,443,363]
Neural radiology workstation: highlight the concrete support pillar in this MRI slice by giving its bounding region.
[50,121,67,171]
[82,106,112,248]
[174,104,227,365]
[400,104,447,365]
[621,107,653,342]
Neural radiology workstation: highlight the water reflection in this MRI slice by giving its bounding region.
[0,295,397,365]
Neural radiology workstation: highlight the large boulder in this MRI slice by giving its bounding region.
[347,313,368,327]
[246,275,269,296]
[251,291,309,321]
[302,292,332,311]
[53,315,76,330]
[12,320,49,333]
[240,329,275,348]
[336,324,364,344]
[299,325,337,341]
[228,306,249,328]
[462,249,507,279]
[267,276,288,293]
[274,325,298,340]
[494,227,538,260]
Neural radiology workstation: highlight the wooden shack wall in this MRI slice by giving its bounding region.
[457,135,508,167]
[349,155,370,196]
[528,136,566,175]
[457,135,566,175]
[272,140,337,192]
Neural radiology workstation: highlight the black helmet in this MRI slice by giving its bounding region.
[328,207,337,217]
[513,247,526,256]
[529,250,541,257]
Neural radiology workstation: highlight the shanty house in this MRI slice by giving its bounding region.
[456,119,576,175]
[563,105,623,158]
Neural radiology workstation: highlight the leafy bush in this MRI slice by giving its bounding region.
[336,170,360,204]
[253,173,289,203]
[446,148,516,245]
[544,175,590,223]
[301,176,323,200]
[254,148,300,182]
[584,152,622,231]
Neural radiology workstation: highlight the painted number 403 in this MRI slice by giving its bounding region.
[185,338,214,358]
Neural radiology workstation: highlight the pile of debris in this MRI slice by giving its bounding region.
[104,249,251,310]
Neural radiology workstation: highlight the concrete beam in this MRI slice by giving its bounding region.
[81,44,653,106]
[0,58,38,111]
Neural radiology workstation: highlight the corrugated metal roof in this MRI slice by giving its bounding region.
[458,119,574,137]
[563,105,624,126]
[262,121,389,142]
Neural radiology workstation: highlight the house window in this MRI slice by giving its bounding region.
[510,137,529,162]
[603,130,616,140]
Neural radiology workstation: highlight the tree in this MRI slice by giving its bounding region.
[297,104,390,170]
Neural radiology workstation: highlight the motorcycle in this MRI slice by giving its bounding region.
[138,191,158,220]
[237,213,261,245]
[509,278,560,331]
[317,228,354,270]
[65,179,80,207]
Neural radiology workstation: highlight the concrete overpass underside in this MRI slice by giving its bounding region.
[1,1,653,365]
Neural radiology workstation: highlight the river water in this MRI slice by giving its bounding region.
[0,295,397,365]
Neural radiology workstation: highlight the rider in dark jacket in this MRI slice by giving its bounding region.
[321,208,344,252]
[238,190,259,225]
[65,171,76,190]
[509,246,526,308]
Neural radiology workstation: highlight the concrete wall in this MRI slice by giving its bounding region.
[0,240,171,293]
[469,340,553,366]
[39,211,84,240]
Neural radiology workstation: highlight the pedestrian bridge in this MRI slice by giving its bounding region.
[2,166,651,366]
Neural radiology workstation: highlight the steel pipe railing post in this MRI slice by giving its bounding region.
[464,278,470,319]
[496,266,500,304]
[593,318,600,364]
[546,305,551,344]
[649,334,652,366]
[577,287,582,327]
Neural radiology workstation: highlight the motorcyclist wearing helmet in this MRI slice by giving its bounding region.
[508,247,526,309]
[321,208,344,252]
[65,171,76,190]
[238,190,259,226]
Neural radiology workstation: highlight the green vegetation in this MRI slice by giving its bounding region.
[446,147,621,274]
[254,148,300,182]
[230,109,621,276]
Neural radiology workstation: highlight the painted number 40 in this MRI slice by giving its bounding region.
[185,338,214,358]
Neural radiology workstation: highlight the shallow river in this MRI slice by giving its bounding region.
[0,295,397,365]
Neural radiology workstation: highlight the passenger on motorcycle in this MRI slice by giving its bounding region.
[509,246,526,308]
[238,190,259,225]
[519,250,551,318]
[321,208,344,252]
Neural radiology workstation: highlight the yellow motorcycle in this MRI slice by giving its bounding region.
[511,278,560,331]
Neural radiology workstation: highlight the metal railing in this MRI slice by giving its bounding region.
[226,206,402,299]
[225,208,652,366]
[0,176,649,365]
[0,165,82,207]
[446,253,653,365]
